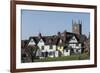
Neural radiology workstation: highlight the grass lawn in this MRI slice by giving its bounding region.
[34,53,90,62]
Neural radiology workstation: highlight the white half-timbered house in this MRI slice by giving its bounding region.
[68,35,82,54]
[22,31,87,59]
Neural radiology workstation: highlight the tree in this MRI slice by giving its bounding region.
[26,45,39,62]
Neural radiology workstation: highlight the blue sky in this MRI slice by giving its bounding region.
[21,9,90,40]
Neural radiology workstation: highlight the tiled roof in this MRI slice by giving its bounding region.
[22,31,87,46]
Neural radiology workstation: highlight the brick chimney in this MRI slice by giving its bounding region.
[57,32,61,37]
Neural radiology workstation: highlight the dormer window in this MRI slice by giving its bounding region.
[59,39,62,43]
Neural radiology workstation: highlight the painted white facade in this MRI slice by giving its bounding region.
[63,50,70,56]
[28,39,36,46]
[55,51,59,57]
[39,45,56,52]
[68,36,82,53]
[37,39,57,58]
[69,36,78,43]
[28,35,83,58]
[46,45,56,52]
[44,45,56,58]
[36,49,41,57]
[59,39,63,43]
[37,39,45,50]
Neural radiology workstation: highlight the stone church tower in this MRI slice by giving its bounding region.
[72,20,82,35]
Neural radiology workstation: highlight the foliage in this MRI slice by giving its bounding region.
[22,45,39,62]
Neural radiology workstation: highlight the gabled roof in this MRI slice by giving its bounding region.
[43,36,58,45]
[22,31,87,46]
[29,36,47,44]
[29,37,39,44]
[73,34,87,43]
[64,32,87,42]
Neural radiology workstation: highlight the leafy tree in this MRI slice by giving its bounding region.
[26,45,39,62]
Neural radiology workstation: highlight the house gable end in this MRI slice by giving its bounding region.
[28,38,36,46]
[69,36,78,43]
[59,39,63,43]
[38,38,45,46]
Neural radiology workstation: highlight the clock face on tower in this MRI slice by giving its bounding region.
[72,22,81,35]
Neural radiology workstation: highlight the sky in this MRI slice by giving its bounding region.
[21,9,90,40]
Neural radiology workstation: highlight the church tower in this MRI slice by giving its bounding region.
[72,20,82,35]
